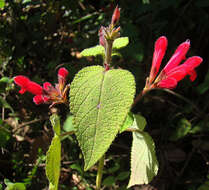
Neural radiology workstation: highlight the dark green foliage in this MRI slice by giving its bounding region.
[0,0,209,189]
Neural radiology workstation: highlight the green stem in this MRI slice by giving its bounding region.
[104,39,113,68]
[96,154,105,190]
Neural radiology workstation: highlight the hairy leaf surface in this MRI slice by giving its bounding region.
[113,37,129,49]
[70,65,135,170]
[128,131,158,187]
[80,45,104,57]
[46,136,61,190]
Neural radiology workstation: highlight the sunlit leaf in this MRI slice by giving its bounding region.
[50,114,61,136]
[0,0,5,9]
[80,45,104,57]
[128,131,158,187]
[113,37,129,49]
[120,112,134,133]
[63,115,75,132]
[46,136,61,190]
[70,66,135,170]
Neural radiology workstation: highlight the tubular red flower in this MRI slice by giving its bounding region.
[163,39,190,73]
[158,56,203,89]
[149,36,167,84]
[14,76,43,95]
[14,76,30,94]
[145,36,203,91]
[14,68,70,106]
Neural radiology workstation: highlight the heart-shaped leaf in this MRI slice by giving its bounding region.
[70,66,135,170]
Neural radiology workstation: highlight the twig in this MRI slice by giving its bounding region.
[13,118,47,133]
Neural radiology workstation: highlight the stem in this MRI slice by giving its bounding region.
[104,39,113,68]
[96,154,105,190]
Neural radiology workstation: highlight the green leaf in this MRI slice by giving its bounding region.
[128,132,158,187]
[70,66,135,170]
[142,0,150,4]
[0,96,14,113]
[197,181,209,190]
[113,37,129,49]
[5,181,26,190]
[0,128,11,147]
[50,114,61,136]
[0,0,5,9]
[131,114,147,131]
[169,118,192,141]
[80,45,105,57]
[46,136,61,190]
[22,0,32,4]
[63,115,75,132]
[0,77,10,83]
[120,112,134,133]
[116,171,130,181]
[102,176,115,186]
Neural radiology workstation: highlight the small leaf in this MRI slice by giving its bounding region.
[142,0,150,4]
[169,118,191,141]
[102,176,115,186]
[0,128,11,147]
[70,163,83,174]
[197,180,209,190]
[128,132,158,187]
[0,96,14,113]
[116,171,130,181]
[5,182,26,190]
[0,0,5,9]
[70,66,135,170]
[46,136,61,190]
[120,112,134,133]
[50,114,61,136]
[63,115,75,132]
[134,114,147,131]
[113,37,129,49]
[22,0,32,4]
[0,77,10,83]
[80,45,105,57]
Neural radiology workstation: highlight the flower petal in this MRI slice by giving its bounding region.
[188,70,197,81]
[14,75,30,88]
[33,95,45,105]
[158,77,178,89]
[43,82,53,91]
[149,36,168,83]
[27,81,43,95]
[58,67,69,79]
[163,39,190,73]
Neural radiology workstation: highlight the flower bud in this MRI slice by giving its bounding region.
[99,26,106,47]
[111,6,120,25]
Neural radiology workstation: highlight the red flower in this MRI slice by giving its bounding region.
[14,76,43,95]
[145,36,203,91]
[14,67,69,106]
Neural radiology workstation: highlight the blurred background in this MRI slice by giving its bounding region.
[0,0,209,189]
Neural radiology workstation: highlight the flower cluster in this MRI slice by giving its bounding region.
[14,67,69,107]
[144,36,203,92]
[98,6,120,48]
